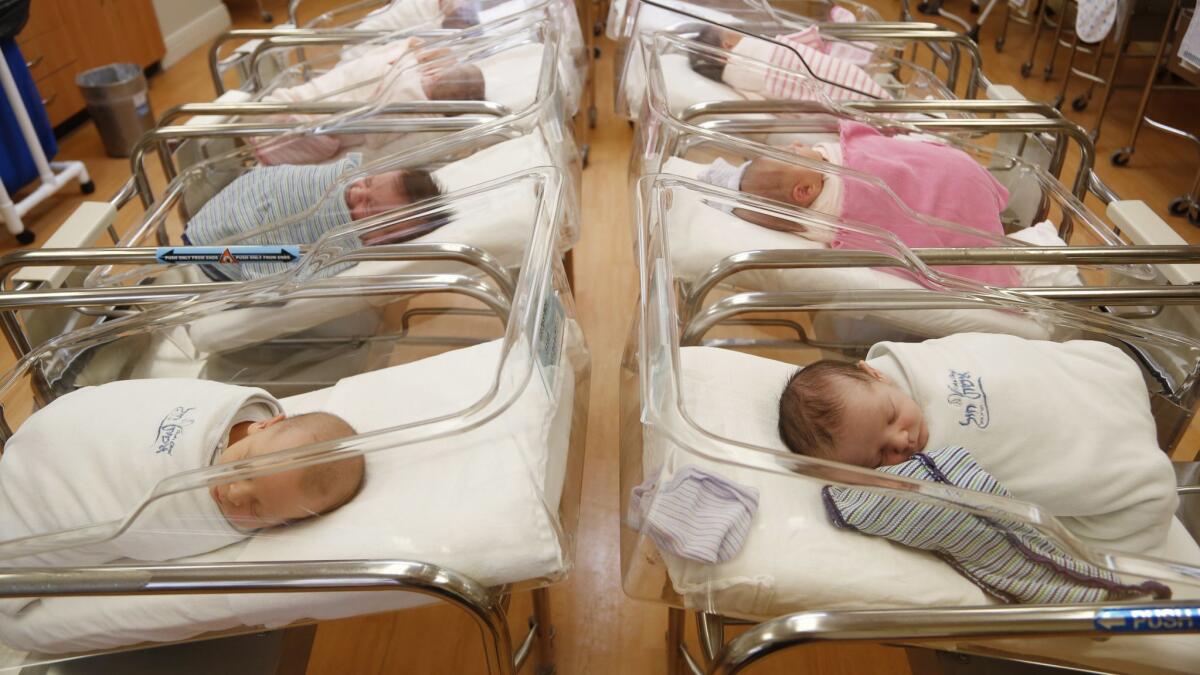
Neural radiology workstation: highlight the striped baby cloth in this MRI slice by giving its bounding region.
[184,154,363,281]
[764,30,891,102]
[823,446,1170,604]
[629,466,760,564]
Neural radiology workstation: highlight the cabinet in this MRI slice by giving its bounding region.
[16,0,165,128]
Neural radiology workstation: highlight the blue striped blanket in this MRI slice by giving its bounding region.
[183,154,362,281]
[823,446,1171,604]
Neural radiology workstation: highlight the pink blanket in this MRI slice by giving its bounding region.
[831,121,1020,287]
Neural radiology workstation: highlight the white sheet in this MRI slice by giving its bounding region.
[641,346,1200,673]
[661,157,1057,341]
[185,132,554,355]
[0,337,576,653]
[625,52,746,117]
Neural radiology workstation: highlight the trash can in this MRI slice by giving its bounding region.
[76,63,155,158]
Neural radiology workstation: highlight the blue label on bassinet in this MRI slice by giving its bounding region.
[155,246,301,265]
[535,289,564,395]
[1094,606,1200,633]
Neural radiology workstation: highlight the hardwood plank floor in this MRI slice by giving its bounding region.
[3,0,1196,672]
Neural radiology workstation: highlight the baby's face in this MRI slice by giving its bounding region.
[210,419,337,530]
[345,170,409,221]
[829,364,929,468]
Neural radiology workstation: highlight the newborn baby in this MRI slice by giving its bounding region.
[210,412,364,530]
[185,153,444,281]
[778,359,928,468]
[0,379,364,576]
[257,37,485,165]
[689,25,887,102]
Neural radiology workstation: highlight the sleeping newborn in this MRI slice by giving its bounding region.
[689,25,887,102]
[256,37,485,165]
[698,120,1020,287]
[777,359,928,468]
[0,379,364,578]
[184,153,445,280]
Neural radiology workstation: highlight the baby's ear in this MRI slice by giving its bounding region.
[791,181,812,205]
[250,414,286,434]
[857,361,888,382]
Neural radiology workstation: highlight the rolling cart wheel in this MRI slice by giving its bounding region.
[1042,64,1054,80]
[970,1,981,13]
[1169,196,1191,216]
[1110,149,1132,166]
[995,35,1006,52]
[594,46,601,60]
[15,230,35,246]
[1071,96,1089,112]
[1051,95,1064,111]
[1020,62,1032,78]
[593,22,602,37]
[967,26,980,43]
[80,180,96,195]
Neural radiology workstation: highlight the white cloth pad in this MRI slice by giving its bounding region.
[0,337,576,653]
[661,157,1058,340]
[866,333,1179,554]
[637,346,1200,674]
[184,132,554,355]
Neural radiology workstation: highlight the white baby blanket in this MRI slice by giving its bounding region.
[0,380,281,614]
[865,333,1178,554]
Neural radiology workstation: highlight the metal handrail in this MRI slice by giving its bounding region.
[707,601,1200,674]
[681,245,1200,322]
[157,100,508,126]
[682,285,1200,346]
[0,559,515,675]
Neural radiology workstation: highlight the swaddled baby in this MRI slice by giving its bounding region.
[689,25,887,102]
[256,36,485,166]
[184,153,445,281]
[699,120,1019,287]
[0,379,364,577]
[778,333,1178,555]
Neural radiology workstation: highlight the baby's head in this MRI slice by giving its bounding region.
[688,25,742,83]
[440,0,480,29]
[211,412,364,530]
[732,151,828,230]
[422,63,486,102]
[344,168,442,221]
[778,360,928,468]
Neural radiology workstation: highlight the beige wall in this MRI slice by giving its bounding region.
[151,0,232,69]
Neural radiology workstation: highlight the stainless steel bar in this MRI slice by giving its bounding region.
[209,28,379,94]
[696,612,725,665]
[531,586,555,672]
[158,100,507,126]
[0,559,515,675]
[682,246,1199,323]
[682,286,1200,346]
[709,601,1200,675]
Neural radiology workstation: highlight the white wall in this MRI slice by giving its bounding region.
[151,0,233,69]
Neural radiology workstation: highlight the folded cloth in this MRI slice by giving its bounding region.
[183,154,362,281]
[764,31,890,102]
[832,120,1020,287]
[342,0,444,61]
[1076,0,1118,44]
[865,333,1179,554]
[698,157,748,192]
[1007,220,1083,287]
[629,466,759,564]
[823,446,1171,604]
[0,380,281,614]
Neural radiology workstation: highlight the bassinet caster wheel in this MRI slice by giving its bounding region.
[1110,148,1132,166]
[1169,196,1191,216]
[967,25,980,43]
[1042,64,1054,80]
[1020,62,1033,77]
[80,180,96,195]
[15,230,35,245]
[995,35,1006,51]
[1051,94,1064,111]
[1071,95,1089,111]
[970,1,981,13]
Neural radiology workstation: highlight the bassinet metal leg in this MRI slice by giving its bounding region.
[1043,0,1071,79]
[1053,30,1081,108]
[667,607,688,675]
[1110,0,1181,155]
[1088,16,1135,142]
[531,587,556,674]
[1021,0,1051,77]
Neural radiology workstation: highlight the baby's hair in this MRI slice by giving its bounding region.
[741,157,799,204]
[400,168,442,203]
[273,413,365,514]
[778,360,874,459]
[689,25,729,83]
[428,64,486,102]
[442,1,480,29]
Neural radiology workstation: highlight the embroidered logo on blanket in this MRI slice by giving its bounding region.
[946,370,989,429]
[154,406,196,455]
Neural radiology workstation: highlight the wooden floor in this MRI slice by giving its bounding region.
[5,0,1199,673]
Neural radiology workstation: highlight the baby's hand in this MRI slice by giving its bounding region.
[417,47,452,65]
